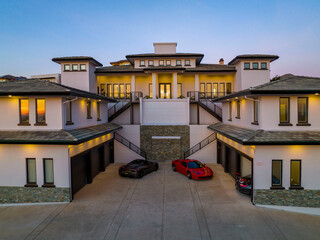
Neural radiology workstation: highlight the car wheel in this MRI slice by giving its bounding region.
[138,170,144,178]
[172,164,176,172]
[187,171,192,179]
[155,163,159,171]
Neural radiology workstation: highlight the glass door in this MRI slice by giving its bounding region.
[200,83,205,98]
[119,84,125,98]
[206,83,212,98]
[159,83,171,99]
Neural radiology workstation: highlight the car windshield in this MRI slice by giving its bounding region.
[187,161,204,169]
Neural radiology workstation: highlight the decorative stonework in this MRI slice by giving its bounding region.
[140,125,190,161]
[254,189,320,208]
[0,186,70,204]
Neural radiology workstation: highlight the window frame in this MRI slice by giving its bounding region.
[43,158,55,187]
[271,159,284,189]
[236,100,240,119]
[228,101,232,121]
[261,62,267,69]
[185,59,191,66]
[166,60,171,66]
[25,158,37,187]
[159,60,164,66]
[72,64,78,71]
[66,101,73,125]
[97,101,101,121]
[87,100,92,119]
[252,99,259,125]
[139,60,145,67]
[244,62,250,69]
[148,60,154,66]
[279,97,292,125]
[297,97,309,125]
[19,98,30,126]
[290,159,303,189]
[35,98,46,125]
[80,64,86,71]
[252,62,259,69]
[176,60,181,66]
[64,64,70,71]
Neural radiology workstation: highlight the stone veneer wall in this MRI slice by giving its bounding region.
[0,186,70,204]
[140,125,190,161]
[254,189,320,208]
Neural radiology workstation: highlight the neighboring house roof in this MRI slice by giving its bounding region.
[228,54,279,65]
[52,56,103,66]
[110,60,130,66]
[126,53,204,65]
[95,64,236,74]
[212,75,320,102]
[0,123,122,144]
[208,122,320,145]
[0,79,117,102]
[0,75,26,81]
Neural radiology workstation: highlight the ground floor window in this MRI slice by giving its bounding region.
[43,158,54,186]
[290,160,301,188]
[26,158,37,186]
[272,160,282,187]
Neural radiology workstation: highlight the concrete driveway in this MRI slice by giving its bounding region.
[1,162,320,240]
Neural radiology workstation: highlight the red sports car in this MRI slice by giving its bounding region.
[172,159,213,180]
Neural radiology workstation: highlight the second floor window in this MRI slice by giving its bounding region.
[252,62,258,69]
[66,101,72,124]
[226,83,232,94]
[101,84,106,96]
[87,100,92,119]
[176,60,181,66]
[19,99,29,124]
[166,60,171,66]
[298,97,308,123]
[244,62,250,69]
[228,101,232,120]
[185,59,190,66]
[148,60,154,66]
[159,60,164,66]
[97,102,101,120]
[261,62,267,69]
[80,64,86,71]
[279,97,290,123]
[64,64,70,71]
[236,100,240,118]
[140,60,145,66]
[149,83,153,98]
[36,99,46,124]
[253,100,259,123]
[177,83,182,98]
[72,64,78,71]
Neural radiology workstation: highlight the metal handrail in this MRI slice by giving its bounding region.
[103,91,143,102]
[114,132,147,159]
[183,133,217,159]
[187,91,233,101]
[107,92,143,118]
[199,99,222,118]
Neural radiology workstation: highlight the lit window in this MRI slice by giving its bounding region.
[97,102,101,120]
[87,100,92,119]
[176,60,181,66]
[64,64,70,71]
[126,84,131,98]
[236,100,240,118]
[219,83,225,97]
[148,60,154,66]
[149,83,152,98]
[19,99,29,124]
[272,160,282,186]
[166,60,171,66]
[185,60,190,66]
[244,62,250,69]
[66,101,72,124]
[100,84,106,96]
[36,99,46,124]
[261,62,267,69]
[252,62,258,69]
[298,97,308,123]
[159,60,164,66]
[72,64,78,71]
[26,158,37,186]
[177,83,182,98]
[43,158,54,186]
[290,160,301,187]
[119,84,125,98]
[140,60,145,66]
[113,84,119,98]
[226,83,232,94]
[107,84,112,98]
[80,64,86,71]
[213,83,218,98]
[279,97,290,123]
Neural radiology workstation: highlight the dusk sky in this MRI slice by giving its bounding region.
[1,0,319,78]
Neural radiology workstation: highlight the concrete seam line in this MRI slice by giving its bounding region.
[188,180,203,240]
[24,203,69,240]
[161,163,166,240]
[103,179,138,240]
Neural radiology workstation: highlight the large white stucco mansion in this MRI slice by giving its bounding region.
[0,43,319,207]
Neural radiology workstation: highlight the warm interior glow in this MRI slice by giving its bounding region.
[20,99,29,122]
[36,99,46,122]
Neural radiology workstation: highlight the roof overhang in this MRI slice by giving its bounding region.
[52,57,103,66]
[126,53,204,65]
[228,55,279,65]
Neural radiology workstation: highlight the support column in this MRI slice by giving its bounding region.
[173,72,177,99]
[152,73,157,99]
[131,75,135,92]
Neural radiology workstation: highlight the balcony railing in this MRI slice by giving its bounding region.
[187,91,232,101]
[102,92,143,103]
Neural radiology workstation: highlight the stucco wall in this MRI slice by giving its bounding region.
[0,97,63,130]
[141,98,189,125]
[0,144,69,187]
[114,140,145,163]
[254,145,320,190]
[115,125,140,147]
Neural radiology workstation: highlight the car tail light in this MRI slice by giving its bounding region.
[240,184,248,187]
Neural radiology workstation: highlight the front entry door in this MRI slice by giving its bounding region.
[159,83,171,99]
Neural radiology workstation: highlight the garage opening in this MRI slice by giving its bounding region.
[71,140,114,199]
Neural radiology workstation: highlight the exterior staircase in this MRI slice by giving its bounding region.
[114,132,147,159]
[199,99,222,121]
[183,133,217,159]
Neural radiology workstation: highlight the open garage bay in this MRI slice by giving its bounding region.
[1,162,320,240]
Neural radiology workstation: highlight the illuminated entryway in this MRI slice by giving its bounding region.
[159,83,171,99]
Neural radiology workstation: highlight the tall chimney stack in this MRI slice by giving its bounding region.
[219,58,224,65]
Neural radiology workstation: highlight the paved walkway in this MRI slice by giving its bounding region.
[1,162,320,240]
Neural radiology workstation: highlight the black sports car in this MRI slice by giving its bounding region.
[235,173,252,195]
[119,159,159,178]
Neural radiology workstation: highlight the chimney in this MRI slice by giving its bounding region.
[219,58,224,65]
